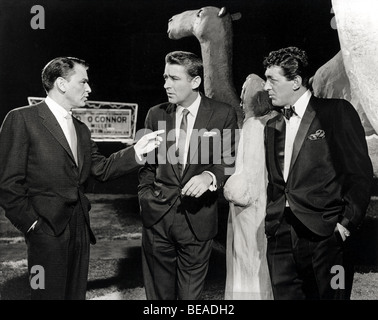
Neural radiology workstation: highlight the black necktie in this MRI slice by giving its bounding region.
[176,108,189,176]
[282,105,296,120]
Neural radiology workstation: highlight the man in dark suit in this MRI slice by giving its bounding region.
[0,57,163,300]
[138,51,238,300]
[262,47,373,299]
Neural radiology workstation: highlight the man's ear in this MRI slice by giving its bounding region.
[55,77,67,93]
[292,75,302,91]
[191,76,202,90]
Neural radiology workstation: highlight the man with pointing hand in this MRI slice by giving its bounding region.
[0,56,163,300]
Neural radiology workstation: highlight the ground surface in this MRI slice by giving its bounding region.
[1,194,378,300]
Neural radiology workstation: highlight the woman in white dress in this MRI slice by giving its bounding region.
[224,74,277,300]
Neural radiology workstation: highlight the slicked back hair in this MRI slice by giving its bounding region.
[41,57,88,93]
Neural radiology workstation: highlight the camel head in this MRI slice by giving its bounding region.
[167,6,244,128]
[167,6,241,42]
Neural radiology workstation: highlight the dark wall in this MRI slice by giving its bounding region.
[0,0,339,127]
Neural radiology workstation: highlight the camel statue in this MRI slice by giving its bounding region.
[167,6,245,128]
[311,51,375,136]
[311,50,378,176]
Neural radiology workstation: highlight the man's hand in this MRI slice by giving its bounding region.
[134,130,164,157]
[181,172,213,198]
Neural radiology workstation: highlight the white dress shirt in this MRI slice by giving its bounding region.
[45,96,77,156]
[175,94,217,190]
[175,94,201,168]
[283,89,312,181]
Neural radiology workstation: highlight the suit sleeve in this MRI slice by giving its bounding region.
[90,138,142,181]
[335,100,373,231]
[0,111,39,234]
[137,109,157,194]
[207,106,238,189]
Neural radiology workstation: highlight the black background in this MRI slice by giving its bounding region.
[0,0,339,127]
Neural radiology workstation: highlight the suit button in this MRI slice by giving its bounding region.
[168,202,172,206]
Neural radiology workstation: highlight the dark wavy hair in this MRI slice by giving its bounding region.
[263,46,310,88]
[165,51,203,80]
[41,57,88,93]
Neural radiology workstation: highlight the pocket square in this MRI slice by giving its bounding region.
[308,129,325,140]
[203,131,217,137]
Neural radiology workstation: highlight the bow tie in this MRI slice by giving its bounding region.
[282,105,297,120]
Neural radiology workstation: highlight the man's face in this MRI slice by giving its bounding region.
[263,66,294,108]
[64,64,91,108]
[163,63,198,107]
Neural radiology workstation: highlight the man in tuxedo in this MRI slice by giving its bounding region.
[0,56,163,300]
[138,51,238,300]
[262,47,373,299]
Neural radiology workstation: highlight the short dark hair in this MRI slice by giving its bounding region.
[165,51,203,80]
[41,57,88,93]
[263,46,310,88]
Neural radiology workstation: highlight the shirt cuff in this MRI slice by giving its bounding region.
[133,145,143,162]
[27,220,38,234]
[204,171,217,191]
[336,223,350,241]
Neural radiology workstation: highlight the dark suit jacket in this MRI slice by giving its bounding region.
[264,96,373,237]
[138,95,238,241]
[0,101,140,243]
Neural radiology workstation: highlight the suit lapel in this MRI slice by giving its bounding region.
[267,114,285,180]
[73,118,85,172]
[289,98,316,173]
[38,102,77,165]
[164,104,181,180]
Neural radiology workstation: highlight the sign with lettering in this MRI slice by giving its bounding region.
[27,97,138,143]
[72,108,132,140]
